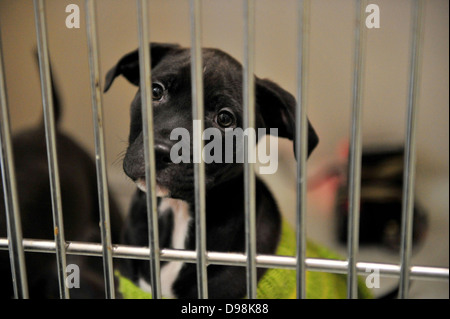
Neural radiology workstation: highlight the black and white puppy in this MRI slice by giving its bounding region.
[104,43,318,299]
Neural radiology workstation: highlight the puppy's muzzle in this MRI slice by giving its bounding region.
[124,142,173,197]
[154,143,172,170]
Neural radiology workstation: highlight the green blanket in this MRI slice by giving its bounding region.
[117,220,372,299]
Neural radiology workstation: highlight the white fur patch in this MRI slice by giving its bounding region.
[138,198,191,298]
[136,178,170,197]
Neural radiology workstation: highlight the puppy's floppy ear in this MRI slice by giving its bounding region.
[103,42,180,92]
[256,78,319,157]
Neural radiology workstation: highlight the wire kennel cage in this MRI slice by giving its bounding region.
[0,0,448,299]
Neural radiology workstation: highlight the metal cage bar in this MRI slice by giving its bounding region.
[398,0,425,299]
[243,0,257,299]
[136,0,162,299]
[189,0,209,299]
[33,0,69,299]
[0,238,447,282]
[85,0,116,299]
[295,0,310,300]
[0,33,29,299]
[346,0,366,299]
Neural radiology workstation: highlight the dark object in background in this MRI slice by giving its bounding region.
[0,54,123,298]
[335,147,428,251]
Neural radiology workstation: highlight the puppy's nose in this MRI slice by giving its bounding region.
[154,143,172,170]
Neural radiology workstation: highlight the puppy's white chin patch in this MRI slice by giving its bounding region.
[136,179,147,192]
[136,178,170,197]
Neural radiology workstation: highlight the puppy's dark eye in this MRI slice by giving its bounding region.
[152,83,164,101]
[216,109,235,128]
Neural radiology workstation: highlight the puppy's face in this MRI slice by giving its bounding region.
[104,43,318,202]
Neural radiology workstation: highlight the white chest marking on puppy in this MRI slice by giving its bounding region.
[138,198,191,298]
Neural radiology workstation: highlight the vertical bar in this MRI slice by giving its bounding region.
[0,32,29,299]
[347,0,366,299]
[295,0,310,300]
[243,0,257,299]
[189,0,208,299]
[398,0,424,299]
[85,0,116,299]
[136,0,162,299]
[33,0,69,299]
